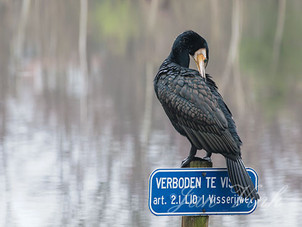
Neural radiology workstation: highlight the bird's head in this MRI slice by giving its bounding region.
[170,30,209,78]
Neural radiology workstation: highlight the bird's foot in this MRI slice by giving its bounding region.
[202,156,212,162]
[181,156,194,168]
[203,152,212,163]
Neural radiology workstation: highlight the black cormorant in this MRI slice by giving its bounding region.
[154,30,259,200]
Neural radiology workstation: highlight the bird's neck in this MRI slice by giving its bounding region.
[168,47,190,68]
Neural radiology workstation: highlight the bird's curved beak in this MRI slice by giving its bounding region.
[193,48,207,78]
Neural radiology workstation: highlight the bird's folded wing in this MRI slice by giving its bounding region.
[157,76,240,156]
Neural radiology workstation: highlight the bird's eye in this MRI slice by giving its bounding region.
[204,59,208,64]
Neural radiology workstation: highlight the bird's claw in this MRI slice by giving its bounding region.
[202,156,212,162]
[181,157,193,168]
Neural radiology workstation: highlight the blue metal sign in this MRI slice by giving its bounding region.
[149,168,258,216]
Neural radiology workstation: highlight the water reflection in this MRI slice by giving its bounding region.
[0,0,302,226]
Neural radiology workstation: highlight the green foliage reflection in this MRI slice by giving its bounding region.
[240,1,302,118]
[92,0,139,55]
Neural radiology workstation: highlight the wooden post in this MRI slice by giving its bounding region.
[181,157,212,227]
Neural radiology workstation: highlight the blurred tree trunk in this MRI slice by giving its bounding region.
[221,0,241,89]
[142,0,160,146]
[220,0,245,114]
[147,0,159,31]
[210,0,220,50]
[14,0,31,68]
[79,0,88,124]
[272,0,286,72]
[79,0,88,76]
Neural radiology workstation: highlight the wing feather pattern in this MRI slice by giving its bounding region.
[156,68,240,158]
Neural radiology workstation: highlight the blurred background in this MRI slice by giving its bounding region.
[0,0,301,226]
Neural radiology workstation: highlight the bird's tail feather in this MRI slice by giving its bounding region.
[226,158,260,200]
